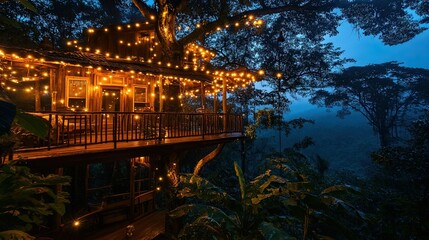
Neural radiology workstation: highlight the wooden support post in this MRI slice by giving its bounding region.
[50,69,57,111]
[150,80,156,110]
[159,77,164,112]
[129,158,136,220]
[35,78,41,111]
[200,82,206,109]
[213,91,218,113]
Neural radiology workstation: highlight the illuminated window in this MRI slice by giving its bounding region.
[134,86,149,112]
[66,77,88,110]
[134,86,147,103]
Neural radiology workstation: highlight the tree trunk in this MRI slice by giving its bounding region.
[156,1,183,61]
[379,128,392,148]
[193,144,225,175]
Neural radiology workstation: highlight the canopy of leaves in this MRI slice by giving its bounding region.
[0,0,140,48]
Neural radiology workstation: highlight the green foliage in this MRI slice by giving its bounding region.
[16,0,37,13]
[0,0,37,30]
[0,161,70,239]
[171,161,291,239]
[0,230,34,240]
[14,111,50,139]
[170,158,364,239]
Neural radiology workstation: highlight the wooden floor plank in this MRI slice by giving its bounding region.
[82,210,166,240]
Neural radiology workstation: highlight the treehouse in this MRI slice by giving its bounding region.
[0,21,256,238]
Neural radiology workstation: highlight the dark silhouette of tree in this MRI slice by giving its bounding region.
[0,0,134,48]
[369,109,429,239]
[311,62,429,147]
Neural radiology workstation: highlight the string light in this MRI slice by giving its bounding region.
[0,15,262,100]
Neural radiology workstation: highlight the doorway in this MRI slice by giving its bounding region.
[102,88,121,112]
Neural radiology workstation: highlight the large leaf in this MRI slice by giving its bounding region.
[178,174,233,203]
[169,204,236,228]
[258,221,295,240]
[320,185,361,196]
[0,15,21,28]
[258,175,287,193]
[0,93,16,136]
[14,111,50,139]
[18,0,38,13]
[0,230,34,240]
[234,161,246,201]
[169,204,195,218]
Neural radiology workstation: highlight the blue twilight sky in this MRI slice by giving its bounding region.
[289,21,429,115]
[327,22,429,69]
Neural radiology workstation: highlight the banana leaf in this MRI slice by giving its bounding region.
[258,221,295,240]
[14,111,50,139]
[0,230,34,240]
[234,161,246,201]
[17,0,38,13]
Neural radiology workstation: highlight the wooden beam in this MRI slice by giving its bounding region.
[213,91,218,112]
[50,69,57,111]
[35,78,41,111]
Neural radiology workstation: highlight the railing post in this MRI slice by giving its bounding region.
[48,113,52,150]
[202,113,205,139]
[84,115,87,149]
[113,112,117,149]
[158,113,163,144]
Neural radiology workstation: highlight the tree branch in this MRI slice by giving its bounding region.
[132,0,156,18]
[193,143,225,175]
[178,0,361,46]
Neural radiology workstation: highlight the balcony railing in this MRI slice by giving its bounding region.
[23,112,243,150]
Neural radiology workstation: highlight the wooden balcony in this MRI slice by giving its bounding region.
[13,112,244,167]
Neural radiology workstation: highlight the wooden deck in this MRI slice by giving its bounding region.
[82,210,167,240]
[14,133,244,168]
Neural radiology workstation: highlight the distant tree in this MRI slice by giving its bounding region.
[369,109,429,238]
[311,62,429,147]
